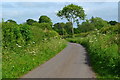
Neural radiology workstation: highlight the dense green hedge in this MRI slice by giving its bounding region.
[2,23,32,49]
[2,22,67,78]
[67,24,119,78]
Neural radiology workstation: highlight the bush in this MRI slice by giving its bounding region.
[20,24,32,44]
[2,21,67,78]
[74,32,90,37]
[2,23,32,49]
[32,23,52,30]
[99,25,118,34]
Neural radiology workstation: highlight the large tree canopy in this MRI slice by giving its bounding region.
[57,4,86,36]
[6,19,17,24]
[78,20,95,33]
[53,22,66,35]
[26,19,37,25]
[90,17,109,29]
[108,21,118,25]
[53,22,73,35]
[64,22,72,35]
[39,15,52,26]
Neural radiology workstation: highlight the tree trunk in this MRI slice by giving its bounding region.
[62,27,64,35]
[71,23,74,37]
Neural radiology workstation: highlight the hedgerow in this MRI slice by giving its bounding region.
[2,21,67,78]
[67,24,119,78]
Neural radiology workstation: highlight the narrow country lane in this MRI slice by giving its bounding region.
[22,43,96,78]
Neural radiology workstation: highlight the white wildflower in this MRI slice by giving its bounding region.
[89,40,93,43]
[95,29,98,31]
[16,44,22,47]
[44,38,47,40]
[32,51,35,53]
[115,37,118,40]
[103,34,106,36]
[97,33,100,35]
[33,42,35,44]
[5,46,7,48]
[18,45,22,47]
[94,37,97,40]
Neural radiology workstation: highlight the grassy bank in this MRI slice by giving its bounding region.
[0,49,1,79]
[2,38,67,78]
[2,22,67,78]
[67,25,119,78]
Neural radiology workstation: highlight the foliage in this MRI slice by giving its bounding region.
[74,28,80,34]
[53,22,67,35]
[32,22,52,30]
[53,22,73,35]
[2,38,67,78]
[78,20,95,33]
[26,19,37,25]
[99,24,118,34]
[74,32,91,37]
[0,23,2,80]
[108,21,118,25]
[2,23,32,49]
[64,22,72,35]
[57,4,86,35]
[67,24,119,78]
[90,17,110,30]
[39,15,53,26]
[6,19,17,24]
[19,24,32,44]
[2,17,67,78]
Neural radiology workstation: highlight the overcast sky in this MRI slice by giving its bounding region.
[1,2,118,25]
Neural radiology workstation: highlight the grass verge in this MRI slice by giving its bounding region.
[67,33,119,78]
[2,38,67,78]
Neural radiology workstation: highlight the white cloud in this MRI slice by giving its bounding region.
[2,2,118,24]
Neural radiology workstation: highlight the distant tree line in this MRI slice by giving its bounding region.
[3,4,118,38]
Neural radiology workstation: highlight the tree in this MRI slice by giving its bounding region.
[26,19,37,25]
[6,19,17,24]
[74,28,80,34]
[90,17,109,29]
[2,18,4,22]
[64,22,72,35]
[39,15,52,26]
[108,21,118,25]
[57,4,86,36]
[53,22,66,35]
[78,20,95,33]
[32,23,52,30]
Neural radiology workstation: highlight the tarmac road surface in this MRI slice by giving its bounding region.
[22,43,96,78]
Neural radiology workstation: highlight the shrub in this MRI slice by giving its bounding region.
[32,23,52,30]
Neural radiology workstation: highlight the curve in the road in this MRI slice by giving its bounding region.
[22,43,96,78]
